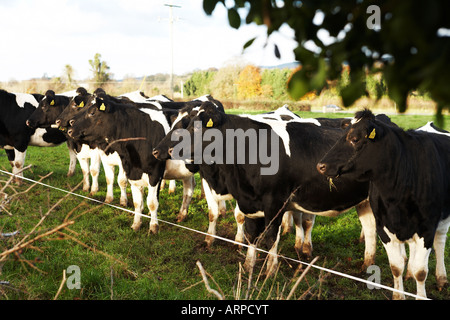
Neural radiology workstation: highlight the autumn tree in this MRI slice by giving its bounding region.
[236,65,262,99]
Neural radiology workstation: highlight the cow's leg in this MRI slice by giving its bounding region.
[11,149,27,184]
[104,164,115,204]
[168,180,176,194]
[130,180,144,231]
[77,155,91,192]
[89,149,101,196]
[5,149,16,181]
[234,205,245,244]
[293,211,314,258]
[382,235,406,300]
[147,183,160,234]
[282,211,293,235]
[356,199,377,269]
[5,148,15,165]
[218,199,226,217]
[117,162,128,206]
[292,211,304,253]
[408,236,431,300]
[434,216,450,290]
[203,179,221,247]
[67,144,77,177]
[160,179,166,190]
[12,149,26,183]
[243,217,265,272]
[265,225,282,276]
[176,175,195,222]
[262,203,285,277]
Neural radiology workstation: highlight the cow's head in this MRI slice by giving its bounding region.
[26,90,67,128]
[56,91,94,129]
[152,101,225,162]
[67,97,114,147]
[317,109,385,181]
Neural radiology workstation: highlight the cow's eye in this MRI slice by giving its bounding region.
[349,137,359,146]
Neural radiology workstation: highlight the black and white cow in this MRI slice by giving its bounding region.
[153,101,377,275]
[162,103,315,248]
[0,89,74,182]
[27,89,119,203]
[317,109,450,299]
[67,96,197,233]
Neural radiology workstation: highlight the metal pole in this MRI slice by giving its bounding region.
[164,3,180,99]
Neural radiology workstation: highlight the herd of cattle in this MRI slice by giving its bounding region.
[0,87,449,300]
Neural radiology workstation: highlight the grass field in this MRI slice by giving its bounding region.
[0,110,449,301]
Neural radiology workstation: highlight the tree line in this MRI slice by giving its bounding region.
[184,65,294,101]
[183,64,389,102]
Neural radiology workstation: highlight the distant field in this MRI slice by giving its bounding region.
[0,111,448,301]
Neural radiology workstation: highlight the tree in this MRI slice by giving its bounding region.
[184,70,216,97]
[63,64,75,86]
[261,68,291,100]
[236,65,262,99]
[89,53,111,86]
[210,63,244,99]
[203,0,450,122]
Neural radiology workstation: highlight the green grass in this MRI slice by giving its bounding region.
[0,111,449,301]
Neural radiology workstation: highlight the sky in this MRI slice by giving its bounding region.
[0,0,298,82]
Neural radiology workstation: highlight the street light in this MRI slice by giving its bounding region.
[164,2,181,99]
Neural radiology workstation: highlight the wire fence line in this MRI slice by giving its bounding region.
[0,169,429,300]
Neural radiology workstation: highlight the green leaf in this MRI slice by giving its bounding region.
[287,68,310,100]
[228,8,241,29]
[310,59,327,91]
[340,80,366,107]
[243,37,256,50]
[288,59,328,100]
[387,84,408,113]
[203,0,219,15]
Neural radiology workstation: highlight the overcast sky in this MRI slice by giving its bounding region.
[0,0,298,82]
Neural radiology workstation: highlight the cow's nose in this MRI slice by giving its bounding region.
[168,147,173,157]
[69,119,75,126]
[316,162,327,174]
[152,148,159,159]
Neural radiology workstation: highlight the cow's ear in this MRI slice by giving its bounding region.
[366,123,383,141]
[45,90,56,106]
[200,111,223,128]
[199,102,224,128]
[96,98,110,112]
[73,95,84,107]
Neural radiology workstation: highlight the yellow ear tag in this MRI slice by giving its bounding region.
[50,100,55,106]
[78,101,84,108]
[99,103,106,111]
[206,118,213,127]
[368,128,376,139]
